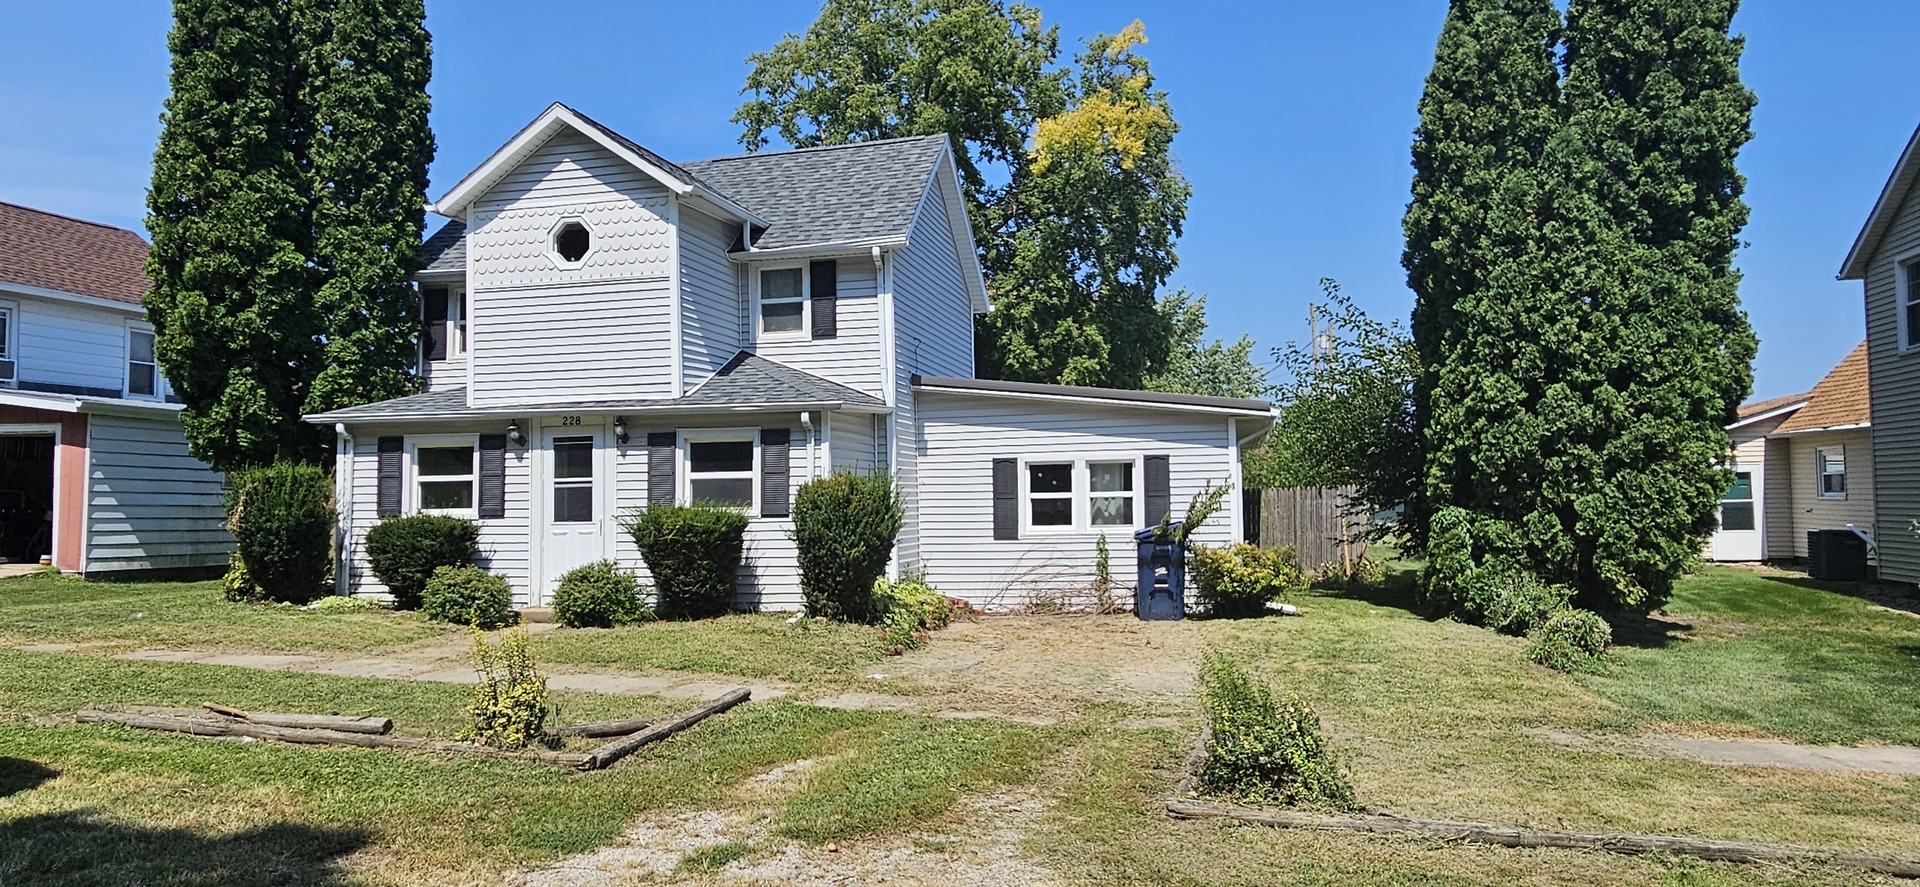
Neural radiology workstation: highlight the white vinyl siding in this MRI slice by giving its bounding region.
[828,410,881,474]
[82,413,230,572]
[893,183,976,380]
[1785,431,1877,560]
[915,393,1238,607]
[679,208,744,390]
[748,258,885,398]
[1864,180,1920,581]
[422,284,468,393]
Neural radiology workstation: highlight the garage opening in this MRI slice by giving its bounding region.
[0,434,54,565]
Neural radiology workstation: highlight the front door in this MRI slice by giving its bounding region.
[1709,467,1762,561]
[538,421,606,602]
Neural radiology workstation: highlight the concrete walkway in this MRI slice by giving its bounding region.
[1643,737,1920,775]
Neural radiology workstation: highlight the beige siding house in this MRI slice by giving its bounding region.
[1708,345,1874,563]
[1840,123,1920,583]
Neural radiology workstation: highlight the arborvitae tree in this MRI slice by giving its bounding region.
[980,22,1188,388]
[145,0,322,470]
[1403,0,1563,552]
[1413,0,1756,612]
[299,0,436,416]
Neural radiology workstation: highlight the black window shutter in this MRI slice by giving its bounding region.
[376,436,404,516]
[477,435,506,519]
[647,432,676,504]
[423,287,449,361]
[761,429,791,518]
[1144,455,1171,525]
[992,458,1018,541]
[810,259,837,339]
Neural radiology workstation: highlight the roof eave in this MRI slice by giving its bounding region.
[0,279,146,314]
[727,236,909,262]
[1840,121,1920,280]
[912,376,1276,418]
[1726,399,1811,430]
[1770,421,1871,438]
[304,399,885,425]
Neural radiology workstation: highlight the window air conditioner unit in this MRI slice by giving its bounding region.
[0,358,14,384]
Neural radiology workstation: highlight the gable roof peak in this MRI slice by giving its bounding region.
[1840,119,1920,280]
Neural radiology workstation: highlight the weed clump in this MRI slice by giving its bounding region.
[1527,608,1612,673]
[1197,651,1358,811]
[461,627,554,749]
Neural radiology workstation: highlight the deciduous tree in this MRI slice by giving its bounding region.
[1145,289,1267,401]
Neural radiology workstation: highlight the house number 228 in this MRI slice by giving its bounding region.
[560,416,582,426]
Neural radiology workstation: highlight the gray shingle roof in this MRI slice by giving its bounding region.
[420,220,465,273]
[306,352,882,422]
[680,135,948,250]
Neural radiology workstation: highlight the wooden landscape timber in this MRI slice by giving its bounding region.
[108,703,395,735]
[1164,798,1920,879]
[75,688,752,772]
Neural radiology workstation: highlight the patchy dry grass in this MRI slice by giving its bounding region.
[530,614,890,684]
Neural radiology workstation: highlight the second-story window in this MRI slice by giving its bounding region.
[0,302,14,385]
[127,325,158,399]
[760,268,806,336]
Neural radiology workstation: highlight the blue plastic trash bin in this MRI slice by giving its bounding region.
[1134,523,1185,621]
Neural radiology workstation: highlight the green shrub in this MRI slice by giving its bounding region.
[1474,571,1573,637]
[792,473,903,622]
[552,560,654,628]
[364,514,480,610]
[221,552,262,604]
[1527,609,1613,673]
[310,595,379,612]
[460,627,554,749]
[1191,543,1307,618]
[1318,555,1388,590]
[873,576,956,651]
[622,504,749,619]
[223,461,335,605]
[1197,651,1358,811]
[421,565,514,628]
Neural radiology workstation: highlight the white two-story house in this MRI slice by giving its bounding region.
[0,201,230,575]
[309,104,1274,610]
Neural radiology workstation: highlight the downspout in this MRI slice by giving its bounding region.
[334,423,353,597]
[799,411,815,482]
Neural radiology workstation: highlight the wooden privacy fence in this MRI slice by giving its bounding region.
[1244,486,1363,570]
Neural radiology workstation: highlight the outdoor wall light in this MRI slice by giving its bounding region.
[506,421,525,448]
[614,416,630,446]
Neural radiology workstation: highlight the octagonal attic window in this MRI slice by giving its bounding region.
[553,221,591,264]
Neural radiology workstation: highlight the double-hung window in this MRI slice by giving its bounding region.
[758,267,806,337]
[685,432,756,508]
[415,441,477,514]
[1817,445,1847,499]
[127,324,158,399]
[1088,461,1136,527]
[1027,463,1075,528]
[1904,258,1920,351]
[1024,459,1143,532]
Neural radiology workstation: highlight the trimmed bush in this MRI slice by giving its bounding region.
[461,627,554,749]
[421,565,514,629]
[873,576,956,651]
[1474,571,1573,637]
[552,560,654,628]
[622,504,748,619]
[792,473,903,622]
[1197,651,1358,811]
[1527,609,1613,673]
[1191,543,1307,618]
[364,514,480,610]
[223,461,334,605]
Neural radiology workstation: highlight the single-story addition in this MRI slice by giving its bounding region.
[1707,342,1873,563]
[0,201,230,575]
[307,103,1274,610]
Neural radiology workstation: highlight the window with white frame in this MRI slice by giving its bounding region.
[415,442,477,513]
[1026,462,1075,529]
[0,301,14,384]
[1088,461,1136,527]
[1818,445,1847,498]
[759,267,806,336]
[127,325,158,399]
[1904,259,1920,351]
[685,434,756,508]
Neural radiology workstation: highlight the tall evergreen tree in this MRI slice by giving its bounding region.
[980,21,1189,387]
[145,0,322,470]
[1412,0,1756,612]
[1403,0,1562,551]
[299,0,436,416]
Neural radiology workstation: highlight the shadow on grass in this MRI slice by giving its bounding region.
[1754,570,1920,618]
[1600,610,1694,650]
[0,757,55,798]
[1310,573,1447,622]
[0,811,369,886]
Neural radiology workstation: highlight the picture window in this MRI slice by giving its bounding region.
[687,438,755,508]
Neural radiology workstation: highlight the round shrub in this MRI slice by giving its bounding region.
[1197,651,1358,811]
[421,565,514,628]
[1475,571,1572,637]
[1191,543,1307,618]
[792,473,903,622]
[622,504,748,619]
[224,461,335,604]
[1527,608,1613,673]
[552,560,653,628]
[364,514,480,610]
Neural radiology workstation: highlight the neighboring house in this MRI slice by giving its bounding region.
[1707,343,1873,563]
[1840,121,1920,584]
[308,104,1274,610]
[0,201,230,575]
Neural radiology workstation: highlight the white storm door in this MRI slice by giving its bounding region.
[538,423,606,601]
[1710,468,1762,561]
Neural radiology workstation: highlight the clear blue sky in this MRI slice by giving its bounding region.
[2,1,1914,399]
